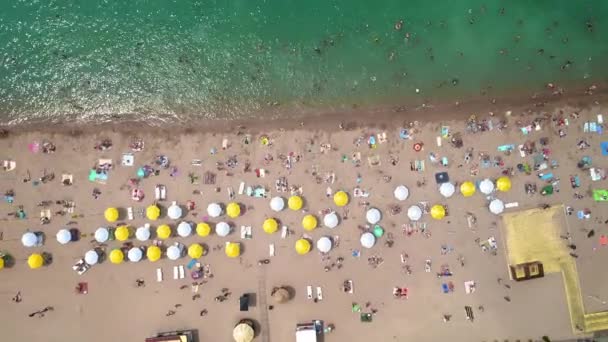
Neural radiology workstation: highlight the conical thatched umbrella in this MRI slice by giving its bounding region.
[271,287,290,303]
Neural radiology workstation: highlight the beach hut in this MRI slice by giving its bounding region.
[301,215,317,231]
[207,203,222,218]
[28,253,44,269]
[177,221,192,237]
[115,225,130,241]
[136,225,151,241]
[233,321,254,342]
[489,199,505,215]
[216,222,230,237]
[196,222,211,237]
[333,191,349,207]
[263,218,278,234]
[188,243,204,259]
[496,176,512,192]
[128,247,143,262]
[146,205,160,221]
[295,239,311,255]
[431,205,446,220]
[84,250,99,265]
[366,208,381,224]
[21,232,40,247]
[407,206,422,221]
[225,242,240,258]
[288,195,303,211]
[316,237,332,253]
[460,181,476,197]
[323,212,339,229]
[156,224,171,240]
[56,229,71,245]
[270,197,285,212]
[94,227,110,243]
[109,249,124,264]
[394,185,409,201]
[360,233,375,249]
[479,179,494,195]
[168,202,183,220]
[227,202,241,218]
[439,182,455,198]
[166,245,182,260]
[104,207,119,223]
[146,245,162,262]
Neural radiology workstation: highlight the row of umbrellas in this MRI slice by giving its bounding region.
[438,177,511,198]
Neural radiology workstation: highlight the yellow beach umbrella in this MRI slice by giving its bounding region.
[225,242,240,258]
[302,215,317,231]
[156,224,171,240]
[146,205,160,220]
[295,239,311,255]
[115,225,130,241]
[28,253,44,269]
[497,176,512,192]
[104,207,119,222]
[226,202,241,218]
[196,222,211,237]
[263,218,278,234]
[146,245,161,262]
[333,191,349,207]
[109,249,124,264]
[288,195,303,211]
[430,205,446,220]
[188,243,204,259]
[0,257,4,270]
[460,181,476,197]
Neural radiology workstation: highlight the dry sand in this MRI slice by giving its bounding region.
[1,96,608,342]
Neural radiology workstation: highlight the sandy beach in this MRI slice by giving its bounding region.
[1,91,608,342]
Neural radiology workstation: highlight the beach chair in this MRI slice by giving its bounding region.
[127,207,134,220]
[2,160,16,171]
[269,244,275,257]
[61,174,73,186]
[238,182,245,195]
[316,287,323,301]
[156,268,163,282]
[179,265,185,279]
[240,226,252,239]
[307,286,313,300]
[155,185,166,200]
[465,306,474,321]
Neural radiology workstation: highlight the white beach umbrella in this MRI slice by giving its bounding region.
[407,205,422,221]
[128,247,143,262]
[323,212,339,229]
[366,208,382,224]
[489,199,505,215]
[394,185,409,201]
[168,201,182,220]
[84,250,99,265]
[207,203,222,218]
[166,245,181,260]
[21,232,38,247]
[270,197,285,212]
[316,237,332,253]
[439,182,455,198]
[177,221,192,237]
[480,179,495,195]
[135,225,151,241]
[360,232,376,249]
[56,229,71,245]
[215,222,230,237]
[94,227,109,243]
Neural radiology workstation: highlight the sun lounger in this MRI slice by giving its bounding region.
[269,244,275,257]
[155,185,166,200]
[316,287,323,301]
[227,187,235,200]
[2,160,16,171]
[121,153,134,166]
[61,174,73,185]
[281,226,288,239]
[240,226,252,239]
[505,202,519,209]
[179,265,185,279]
[173,266,179,280]
[307,286,313,300]
[464,281,476,294]
[127,207,134,220]
[465,306,474,321]
[156,268,163,282]
[238,182,245,195]
[73,259,91,275]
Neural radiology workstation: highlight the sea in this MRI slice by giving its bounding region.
[0,0,607,125]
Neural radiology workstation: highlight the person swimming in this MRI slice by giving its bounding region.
[394,19,403,31]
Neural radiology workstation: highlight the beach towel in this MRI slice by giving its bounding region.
[601,142,608,156]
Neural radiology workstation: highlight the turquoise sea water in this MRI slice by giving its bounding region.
[0,0,607,124]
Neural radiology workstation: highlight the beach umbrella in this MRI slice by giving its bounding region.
[177,221,192,237]
[207,203,222,218]
[489,199,505,215]
[270,197,285,212]
[128,247,143,262]
[0,258,4,270]
[497,176,512,192]
[166,245,182,260]
[301,215,317,231]
[394,185,409,201]
[226,202,241,218]
[479,178,494,195]
[146,245,161,262]
[136,225,151,241]
[156,224,171,240]
[196,222,211,237]
[439,182,455,198]
[288,196,303,211]
[109,249,124,264]
[233,322,254,342]
[360,232,375,249]
[168,202,182,219]
[295,239,311,255]
[146,205,160,221]
[225,242,240,258]
[94,227,110,243]
[316,237,332,253]
[115,225,130,241]
[407,205,422,221]
[263,218,278,234]
[104,207,119,223]
[366,208,381,224]
[333,191,349,207]
[460,181,476,197]
[21,232,38,247]
[373,225,384,238]
[84,250,99,265]
[272,287,290,304]
[323,212,339,229]
[56,229,71,245]
[216,222,230,237]
[28,253,44,269]
[431,205,446,220]
[188,243,204,259]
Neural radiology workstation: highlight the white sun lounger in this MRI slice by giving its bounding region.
[238,182,245,195]
[173,266,179,280]
[269,244,275,257]
[281,226,288,239]
[307,286,313,300]
[316,287,323,301]
[127,207,134,220]
[179,265,185,279]
[156,268,163,282]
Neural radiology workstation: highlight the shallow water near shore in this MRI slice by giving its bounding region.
[0,0,607,125]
